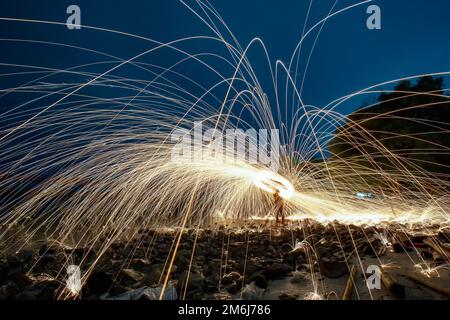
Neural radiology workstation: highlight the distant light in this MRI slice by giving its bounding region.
[356,192,373,199]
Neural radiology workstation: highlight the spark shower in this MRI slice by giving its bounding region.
[0,0,449,302]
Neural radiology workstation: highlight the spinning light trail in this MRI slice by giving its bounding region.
[0,0,448,300]
[253,170,295,199]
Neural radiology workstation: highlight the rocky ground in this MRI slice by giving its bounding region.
[1,220,449,300]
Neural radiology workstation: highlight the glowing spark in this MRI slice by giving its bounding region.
[304,292,323,300]
[0,1,448,301]
[414,263,449,277]
[374,231,390,246]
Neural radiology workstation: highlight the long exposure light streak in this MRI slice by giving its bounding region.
[0,0,448,300]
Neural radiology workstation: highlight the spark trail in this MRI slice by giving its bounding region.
[0,0,448,300]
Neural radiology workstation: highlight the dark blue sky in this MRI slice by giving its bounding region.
[0,0,449,114]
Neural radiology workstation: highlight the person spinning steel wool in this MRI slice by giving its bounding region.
[273,189,285,225]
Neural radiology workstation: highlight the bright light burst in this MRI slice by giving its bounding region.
[253,170,295,199]
[0,0,448,300]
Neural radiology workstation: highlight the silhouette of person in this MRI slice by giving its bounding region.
[273,189,285,225]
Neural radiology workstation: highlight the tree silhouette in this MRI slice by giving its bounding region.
[329,76,450,176]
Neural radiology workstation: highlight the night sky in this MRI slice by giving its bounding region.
[0,0,449,115]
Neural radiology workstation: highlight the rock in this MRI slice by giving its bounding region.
[64,247,87,256]
[117,247,132,258]
[190,291,204,300]
[86,271,113,295]
[14,290,41,300]
[282,254,296,266]
[432,251,445,263]
[41,253,56,265]
[17,250,34,264]
[263,263,289,280]
[39,244,56,256]
[377,246,387,257]
[178,272,205,293]
[36,281,59,300]
[392,242,409,253]
[206,248,219,259]
[146,264,163,285]
[290,271,307,284]
[410,235,428,247]
[203,278,219,294]
[120,269,145,283]
[213,291,232,300]
[438,230,450,243]
[177,249,191,258]
[363,245,377,256]
[237,282,264,300]
[247,272,267,289]
[223,280,242,295]
[130,259,151,270]
[0,259,9,271]
[8,270,33,287]
[242,261,259,275]
[0,281,19,299]
[6,256,22,269]
[319,260,349,279]
[101,283,178,300]
[279,293,298,300]
[392,232,425,251]
[203,264,214,277]
[206,271,220,284]
[221,272,241,285]
[420,250,433,260]
[0,260,10,282]
[267,245,277,254]
[175,256,189,271]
